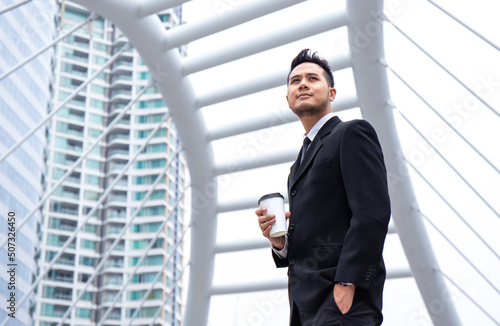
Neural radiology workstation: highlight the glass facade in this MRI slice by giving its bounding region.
[0,0,57,325]
[32,2,186,325]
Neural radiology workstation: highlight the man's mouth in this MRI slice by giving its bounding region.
[297,93,312,99]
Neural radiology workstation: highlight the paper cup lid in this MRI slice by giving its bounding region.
[258,192,284,205]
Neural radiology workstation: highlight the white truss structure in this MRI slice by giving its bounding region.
[1,0,499,325]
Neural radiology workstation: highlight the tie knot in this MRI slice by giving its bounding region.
[303,137,311,146]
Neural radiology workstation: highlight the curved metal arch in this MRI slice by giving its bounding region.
[346,1,461,325]
[70,1,217,324]
[68,1,465,325]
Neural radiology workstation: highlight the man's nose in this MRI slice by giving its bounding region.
[299,80,309,89]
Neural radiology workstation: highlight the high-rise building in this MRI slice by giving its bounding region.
[34,2,186,325]
[0,0,57,325]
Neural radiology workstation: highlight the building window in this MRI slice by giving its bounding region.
[136,114,163,124]
[91,85,106,95]
[80,239,96,250]
[129,255,163,266]
[88,113,104,125]
[85,175,101,186]
[130,222,162,233]
[75,308,92,319]
[135,128,166,139]
[137,71,151,80]
[92,55,107,65]
[129,239,163,250]
[133,175,165,185]
[90,98,105,109]
[138,99,165,109]
[135,159,166,169]
[134,190,165,201]
[79,256,95,266]
[136,206,165,217]
[158,13,170,22]
[64,9,88,23]
[87,128,101,138]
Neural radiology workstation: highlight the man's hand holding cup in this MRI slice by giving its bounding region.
[256,193,290,250]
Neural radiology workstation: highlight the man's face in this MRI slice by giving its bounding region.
[286,62,336,118]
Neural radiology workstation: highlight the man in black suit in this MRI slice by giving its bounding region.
[256,49,391,326]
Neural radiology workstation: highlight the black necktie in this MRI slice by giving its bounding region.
[300,137,311,164]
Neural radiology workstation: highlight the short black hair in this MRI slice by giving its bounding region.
[287,49,334,88]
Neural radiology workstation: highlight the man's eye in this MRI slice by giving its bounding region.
[310,77,318,80]
[291,79,299,84]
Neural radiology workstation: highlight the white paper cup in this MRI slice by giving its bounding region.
[258,192,287,237]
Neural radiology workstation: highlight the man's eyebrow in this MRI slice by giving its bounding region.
[289,72,321,81]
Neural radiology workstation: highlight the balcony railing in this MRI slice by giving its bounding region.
[62,52,89,63]
[56,258,75,266]
[49,223,77,232]
[44,293,73,301]
[46,275,73,283]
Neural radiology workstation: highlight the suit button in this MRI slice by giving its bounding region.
[289,224,295,231]
[291,189,297,196]
[289,259,296,266]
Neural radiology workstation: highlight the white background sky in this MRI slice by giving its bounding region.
[180,0,500,325]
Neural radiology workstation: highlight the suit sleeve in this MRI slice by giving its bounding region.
[335,120,391,289]
[272,235,288,267]
[272,249,288,268]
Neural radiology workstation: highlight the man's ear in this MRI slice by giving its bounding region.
[329,88,337,102]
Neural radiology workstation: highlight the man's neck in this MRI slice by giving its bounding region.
[300,110,331,134]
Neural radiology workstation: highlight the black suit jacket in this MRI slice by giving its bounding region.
[273,116,391,319]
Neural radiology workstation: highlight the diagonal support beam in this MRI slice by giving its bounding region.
[214,148,297,176]
[68,2,218,324]
[0,13,98,82]
[0,0,31,15]
[216,195,288,214]
[183,8,348,74]
[138,0,192,17]
[214,238,271,254]
[196,54,351,108]
[163,0,308,50]
[210,267,412,295]
[207,94,358,141]
[346,1,462,325]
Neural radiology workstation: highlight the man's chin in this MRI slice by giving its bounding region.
[291,104,321,118]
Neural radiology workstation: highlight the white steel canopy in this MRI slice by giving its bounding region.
[2,0,499,325]
[63,0,500,325]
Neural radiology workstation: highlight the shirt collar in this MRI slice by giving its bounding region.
[304,112,335,141]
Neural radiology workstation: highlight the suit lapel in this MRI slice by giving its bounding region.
[290,155,301,182]
[289,116,341,191]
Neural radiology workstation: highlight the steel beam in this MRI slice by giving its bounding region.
[59,2,464,326]
[196,54,351,108]
[70,1,217,325]
[0,0,31,15]
[207,94,358,141]
[214,222,397,254]
[346,1,461,325]
[217,196,288,214]
[163,0,308,50]
[182,8,348,74]
[214,148,298,175]
[214,238,270,254]
[138,0,191,17]
[211,279,288,296]
[210,267,412,296]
